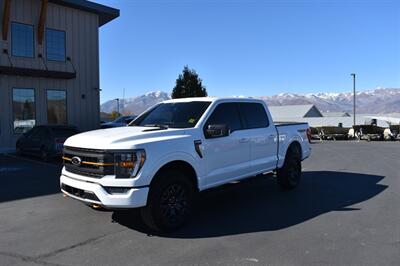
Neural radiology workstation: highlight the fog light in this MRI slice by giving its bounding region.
[104,187,130,194]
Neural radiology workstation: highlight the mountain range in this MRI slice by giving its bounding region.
[100,88,400,115]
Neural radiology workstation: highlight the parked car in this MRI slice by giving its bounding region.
[16,125,79,161]
[100,115,137,129]
[60,98,311,232]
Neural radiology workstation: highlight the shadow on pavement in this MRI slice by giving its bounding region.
[0,155,62,203]
[112,171,387,238]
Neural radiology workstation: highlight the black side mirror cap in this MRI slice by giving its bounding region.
[205,124,230,138]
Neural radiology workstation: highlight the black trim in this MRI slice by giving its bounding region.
[61,183,100,202]
[0,66,76,79]
[275,122,309,127]
[194,140,203,158]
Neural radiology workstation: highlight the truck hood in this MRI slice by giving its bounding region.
[64,126,191,150]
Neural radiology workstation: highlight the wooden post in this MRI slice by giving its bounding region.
[38,0,48,45]
[2,0,11,40]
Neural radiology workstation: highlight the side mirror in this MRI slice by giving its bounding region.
[205,124,230,138]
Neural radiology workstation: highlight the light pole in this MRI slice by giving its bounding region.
[115,98,120,117]
[350,73,356,126]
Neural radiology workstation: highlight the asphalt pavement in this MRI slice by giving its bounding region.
[0,141,399,265]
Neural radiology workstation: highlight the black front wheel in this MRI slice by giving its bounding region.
[140,170,196,232]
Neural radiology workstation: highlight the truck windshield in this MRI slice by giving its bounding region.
[130,101,211,128]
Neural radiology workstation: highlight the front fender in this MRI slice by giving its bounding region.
[133,151,202,187]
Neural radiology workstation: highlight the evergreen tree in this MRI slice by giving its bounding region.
[171,66,207,99]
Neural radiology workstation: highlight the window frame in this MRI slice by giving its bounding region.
[45,28,66,62]
[12,87,36,135]
[203,102,244,137]
[238,102,270,130]
[11,22,35,58]
[46,89,68,125]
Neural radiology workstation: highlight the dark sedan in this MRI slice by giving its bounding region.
[100,115,137,129]
[16,125,79,161]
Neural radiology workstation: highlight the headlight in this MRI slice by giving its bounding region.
[114,150,146,178]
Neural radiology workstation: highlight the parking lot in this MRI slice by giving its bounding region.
[0,141,399,266]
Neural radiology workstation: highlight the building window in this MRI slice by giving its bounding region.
[12,88,36,134]
[47,90,67,124]
[11,22,34,58]
[46,29,66,61]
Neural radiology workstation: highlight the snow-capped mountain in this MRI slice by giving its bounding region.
[101,88,400,115]
[260,88,400,114]
[100,91,171,115]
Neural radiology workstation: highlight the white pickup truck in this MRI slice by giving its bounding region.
[60,98,311,231]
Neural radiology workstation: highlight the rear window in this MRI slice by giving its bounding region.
[51,128,78,137]
[239,103,269,129]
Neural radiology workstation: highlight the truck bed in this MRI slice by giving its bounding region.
[274,121,311,168]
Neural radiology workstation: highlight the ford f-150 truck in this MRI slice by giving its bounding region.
[60,98,311,231]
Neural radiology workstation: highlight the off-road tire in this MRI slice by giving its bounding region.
[140,169,196,232]
[277,145,302,189]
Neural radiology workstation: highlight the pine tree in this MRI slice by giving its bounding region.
[171,66,208,99]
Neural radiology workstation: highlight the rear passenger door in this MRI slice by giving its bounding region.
[201,103,252,188]
[238,102,278,173]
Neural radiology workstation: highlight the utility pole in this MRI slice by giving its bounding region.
[351,73,356,126]
[122,88,125,115]
[115,98,120,117]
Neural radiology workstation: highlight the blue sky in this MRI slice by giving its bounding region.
[96,0,400,103]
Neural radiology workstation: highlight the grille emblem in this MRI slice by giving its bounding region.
[71,156,82,166]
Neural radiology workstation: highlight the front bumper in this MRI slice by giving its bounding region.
[60,173,149,209]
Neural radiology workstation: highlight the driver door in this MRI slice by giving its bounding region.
[201,103,251,188]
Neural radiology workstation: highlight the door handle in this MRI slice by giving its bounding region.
[239,138,249,143]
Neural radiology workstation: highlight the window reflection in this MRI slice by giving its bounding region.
[11,22,34,58]
[47,90,67,125]
[13,88,36,133]
[46,29,66,61]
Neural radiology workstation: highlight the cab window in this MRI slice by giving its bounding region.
[205,103,243,132]
[239,103,269,129]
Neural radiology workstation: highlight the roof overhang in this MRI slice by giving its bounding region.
[49,0,119,26]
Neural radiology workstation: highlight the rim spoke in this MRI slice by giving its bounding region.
[160,183,188,223]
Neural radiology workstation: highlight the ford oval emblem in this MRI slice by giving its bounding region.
[71,156,82,166]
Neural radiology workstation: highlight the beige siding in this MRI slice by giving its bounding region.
[0,0,101,150]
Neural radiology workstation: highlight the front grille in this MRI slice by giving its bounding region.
[61,183,100,202]
[63,146,115,178]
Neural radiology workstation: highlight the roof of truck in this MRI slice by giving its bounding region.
[163,97,265,103]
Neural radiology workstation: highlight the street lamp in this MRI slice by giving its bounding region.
[350,73,356,126]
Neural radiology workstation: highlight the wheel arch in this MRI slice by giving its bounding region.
[150,160,199,191]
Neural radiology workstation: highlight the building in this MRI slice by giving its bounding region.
[0,0,119,151]
[322,112,351,117]
[268,104,323,121]
[268,104,399,128]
